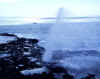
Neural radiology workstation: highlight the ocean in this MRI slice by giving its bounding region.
[0,20,100,48]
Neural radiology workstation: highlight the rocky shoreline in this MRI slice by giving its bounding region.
[0,33,96,79]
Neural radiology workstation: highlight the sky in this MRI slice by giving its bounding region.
[0,0,100,18]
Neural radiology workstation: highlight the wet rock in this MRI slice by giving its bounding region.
[0,33,18,52]
[28,38,39,44]
[0,33,45,79]
[81,74,96,79]
[46,64,74,79]
[20,65,75,79]
[0,33,75,79]
[24,47,29,52]
[0,33,18,38]
[0,44,7,51]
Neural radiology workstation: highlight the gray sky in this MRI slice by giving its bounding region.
[0,0,100,18]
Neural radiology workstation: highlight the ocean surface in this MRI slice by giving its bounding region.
[0,21,100,48]
[0,23,51,38]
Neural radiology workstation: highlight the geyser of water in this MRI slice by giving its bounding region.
[42,8,100,62]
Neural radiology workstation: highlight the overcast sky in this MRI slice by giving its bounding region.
[0,0,100,18]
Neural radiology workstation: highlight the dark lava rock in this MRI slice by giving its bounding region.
[81,74,96,79]
[0,33,46,79]
[0,44,7,51]
[0,33,18,38]
[0,33,75,79]
[28,38,39,44]
[20,64,74,79]
[46,63,74,79]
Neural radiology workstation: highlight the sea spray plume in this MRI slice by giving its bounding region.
[56,7,65,23]
[42,7,66,62]
[42,7,81,62]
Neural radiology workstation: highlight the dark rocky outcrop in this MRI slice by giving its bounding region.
[0,33,75,79]
[0,33,96,79]
[0,33,18,38]
[81,74,96,79]
[0,33,45,79]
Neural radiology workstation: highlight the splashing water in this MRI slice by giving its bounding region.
[42,8,100,62]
